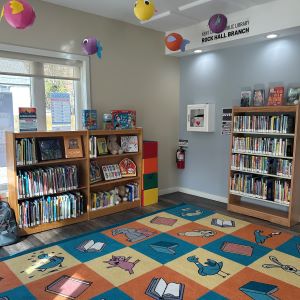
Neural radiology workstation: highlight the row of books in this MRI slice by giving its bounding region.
[17,165,78,199]
[232,137,293,157]
[231,154,293,177]
[233,115,294,133]
[91,183,139,211]
[18,192,85,228]
[231,173,291,204]
[16,138,38,166]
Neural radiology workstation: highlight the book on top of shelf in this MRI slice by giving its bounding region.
[287,87,300,105]
[121,136,138,153]
[82,109,97,130]
[240,90,252,107]
[267,86,284,106]
[37,138,63,161]
[253,89,265,106]
[111,110,136,130]
[19,107,37,132]
[96,137,108,155]
[63,136,83,159]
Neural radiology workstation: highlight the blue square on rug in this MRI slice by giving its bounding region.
[91,287,133,300]
[202,234,272,266]
[131,232,197,264]
[276,236,300,259]
[59,232,125,263]
[0,286,35,300]
[166,204,215,221]
[198,291,229,300]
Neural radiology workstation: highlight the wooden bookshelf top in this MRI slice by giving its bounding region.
[233,105,298,113]
[9,130,88,139]
[89,128,142,136]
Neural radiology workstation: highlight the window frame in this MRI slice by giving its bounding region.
[0,44,91,197]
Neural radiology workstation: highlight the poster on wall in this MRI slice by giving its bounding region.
[50,92,71,131]
[222,108,232,135]
[0,92,14,167]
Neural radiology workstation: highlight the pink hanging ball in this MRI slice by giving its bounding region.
[3,0,36,29]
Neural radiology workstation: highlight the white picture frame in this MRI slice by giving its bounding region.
[187,104,215,132]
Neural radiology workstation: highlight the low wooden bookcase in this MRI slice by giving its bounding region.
[6,128,143,235]
[228,106,300,227]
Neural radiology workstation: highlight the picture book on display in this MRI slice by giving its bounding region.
[121,136,138,152]
[287,87,300,105]
[97,137,108,155]
[253,89,265,106]
[111,110,136,129]
[19,107,37,132]
[102,164,122,181]
[119,158,137,177]
[63,136,83,158]
[90,161,102,183]
[145,277,185,300]
[82,109,97,130]
[240,90,252,107]
[37,138,63,161]
[268,86,284,106]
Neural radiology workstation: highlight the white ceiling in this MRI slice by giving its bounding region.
[42,0,277,32]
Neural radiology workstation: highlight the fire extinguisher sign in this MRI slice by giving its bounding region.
[178,139,188,147]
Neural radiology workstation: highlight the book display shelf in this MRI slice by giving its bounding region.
[228,106,300,227]
[6,128,143,236]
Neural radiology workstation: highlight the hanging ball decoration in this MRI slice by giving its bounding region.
[1,0,36,29]
[134,0,155,21]
[208,14,227,34]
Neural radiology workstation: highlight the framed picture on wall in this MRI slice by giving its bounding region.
[187,104,215,132]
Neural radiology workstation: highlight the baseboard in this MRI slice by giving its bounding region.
[177,187,228,204]
[159,187,179,196]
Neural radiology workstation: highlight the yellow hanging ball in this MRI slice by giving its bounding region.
[134,0,155,21]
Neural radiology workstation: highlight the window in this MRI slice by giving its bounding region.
[0,45,90,194]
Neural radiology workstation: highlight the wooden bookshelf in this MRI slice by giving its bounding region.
[88,128,143,219]
[6,128,143,235]
[228,105,300,227]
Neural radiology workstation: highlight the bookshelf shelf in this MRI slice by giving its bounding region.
[6,128,143,235]
[230,168,292,180]
[228,105,300,227]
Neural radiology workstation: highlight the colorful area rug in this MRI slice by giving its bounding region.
[1,203,300,300]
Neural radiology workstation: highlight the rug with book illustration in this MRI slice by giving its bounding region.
[1,203,300,300]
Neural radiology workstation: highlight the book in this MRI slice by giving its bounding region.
[253,89,265,106]
[19,107,37,132]
[96,137,108,155]
[149,241,179,255]
[37,138,63,161]
[76,240,105,252]
[267,86,284,106]
[145,277,185,300]
[121,136,139,152]
[46,275,92,299]
[119,158,137,177]
[111,110,136,129]
[211,218,235,227]
[240,90,252,107]
[221,241,253,256]
[102,164,122,181]
[90,161,102,183]
[239,281,279,300]
[287,87,300,105]
[150,216,177,226]
[63,136,83,158]
[82,109,97,130]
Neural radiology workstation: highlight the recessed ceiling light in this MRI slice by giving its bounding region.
[266,34,278,39]
[194,49,203,53]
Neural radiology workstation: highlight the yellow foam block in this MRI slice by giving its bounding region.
[142,188,158,206]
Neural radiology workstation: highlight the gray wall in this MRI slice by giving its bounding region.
[179,34,300,199]
[0,0,180,190]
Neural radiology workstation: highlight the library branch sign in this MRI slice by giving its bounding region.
[50,92,71,131]
[202,19,250,44]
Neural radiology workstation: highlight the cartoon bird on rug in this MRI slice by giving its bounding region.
[35,253,64,272]
[254,230,281,245]
[187,256,230,278]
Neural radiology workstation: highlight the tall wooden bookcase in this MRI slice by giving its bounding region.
[228,106,300,227]
[6,128,143,235]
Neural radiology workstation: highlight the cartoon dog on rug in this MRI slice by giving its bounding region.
[104,255,140,274]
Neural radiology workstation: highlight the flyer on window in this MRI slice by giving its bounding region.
[19,107,37,132]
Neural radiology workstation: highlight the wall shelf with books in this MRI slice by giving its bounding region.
[228,106,300,227]
[88,128,143,220]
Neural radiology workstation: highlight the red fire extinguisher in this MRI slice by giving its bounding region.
[176,147,185,169]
